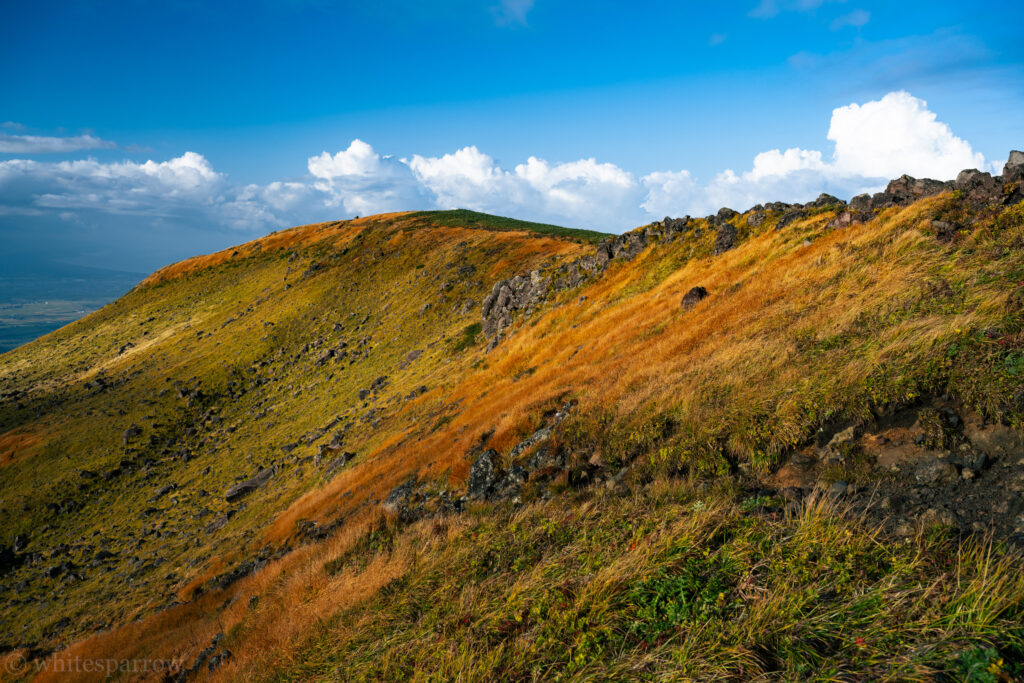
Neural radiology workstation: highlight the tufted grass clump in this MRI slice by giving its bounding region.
[249,480,1024,682]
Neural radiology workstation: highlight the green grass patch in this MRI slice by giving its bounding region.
[407,209,611,244]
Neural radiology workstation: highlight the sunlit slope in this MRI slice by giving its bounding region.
[273,194,1024,532]
[0,211,598,649]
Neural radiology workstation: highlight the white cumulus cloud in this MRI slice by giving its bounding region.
[0,90,1001,272]
[308,139,381,177]
[309,139,432,216]
[640,90,994,217]
[827,90,990,178]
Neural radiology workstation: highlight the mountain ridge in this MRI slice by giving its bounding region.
[2,152,1024,681]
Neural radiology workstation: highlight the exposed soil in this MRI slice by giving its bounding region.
[765,397,1024,543]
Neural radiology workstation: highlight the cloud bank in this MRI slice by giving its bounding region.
[0,91,999,262]
[0,132,116,154]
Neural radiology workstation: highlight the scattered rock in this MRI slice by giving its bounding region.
[819,426,857,462]
[953,168,1003,206]
[827,211,872,230]
[508,428,552,460]
[0,545,24,576]
[914,460,960,486]
[919,507,958,529]
[747,211,766,227]
[149,484,176,502]
[225,468,275,502]
[122,424,142,446]
[776,209,807,231]
[176,633,224,682]
[809,193,845,208]
[713,222,737,255]
[383,477,416,515]
[848,194,872,212]
[680,286,709,310]
[930,220,960,242]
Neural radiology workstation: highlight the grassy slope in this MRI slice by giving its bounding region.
[3,195,1024,681]
[0,213,589,652]
[405,209,611,245]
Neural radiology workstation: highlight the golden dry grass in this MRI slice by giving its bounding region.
[0,425,44,467]
[266,198,998,535]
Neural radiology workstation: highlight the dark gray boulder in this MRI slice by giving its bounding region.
[777,209,807,230]
[1006,150,1024,171]
[680,286,709,310]
[809,193,845,208]
[954,169,1003,205]
[225,468,274,502]
[884,175,952,205]
[849,194,872,212]
[713,222,737,255]
[914,460,960,486]
[827,211,872,230]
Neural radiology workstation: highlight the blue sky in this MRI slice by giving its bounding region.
[2,0,1023,272]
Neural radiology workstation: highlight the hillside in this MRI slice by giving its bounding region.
[2,155,1024,681]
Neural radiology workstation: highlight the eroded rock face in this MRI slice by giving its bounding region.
[662,216,691,237]
[479,150,1024,349]
[481,270,548,342]
[467,449,502,500]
